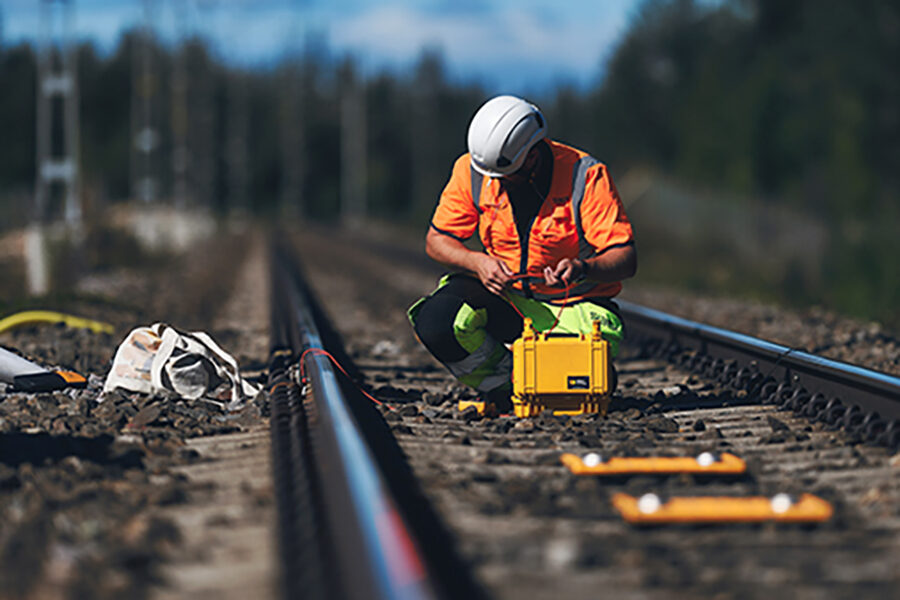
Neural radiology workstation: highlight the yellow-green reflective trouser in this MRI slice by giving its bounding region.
[503,294,624,356]
[407,274,623,394]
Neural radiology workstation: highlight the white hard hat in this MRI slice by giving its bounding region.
[467,95,547,178]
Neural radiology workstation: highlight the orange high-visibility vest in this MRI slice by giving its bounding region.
[430,140,634,303]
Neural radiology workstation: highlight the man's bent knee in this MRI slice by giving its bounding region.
[411,293,468,363]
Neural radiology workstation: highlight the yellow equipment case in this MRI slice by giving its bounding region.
[511,318,614,417]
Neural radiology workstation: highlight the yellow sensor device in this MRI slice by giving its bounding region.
[561,452,747,476]
[612,493,833,524]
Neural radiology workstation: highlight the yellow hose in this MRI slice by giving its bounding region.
[0,310,114,335]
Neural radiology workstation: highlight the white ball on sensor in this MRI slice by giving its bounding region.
[583,452,602,467]
[637,493,662,514]
[696,452,716,467]
[771,493,793,514]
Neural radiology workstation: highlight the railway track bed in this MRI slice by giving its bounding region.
[1,224,897,599]
[290,227,900,599]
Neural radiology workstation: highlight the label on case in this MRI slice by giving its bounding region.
[567,375,589,389]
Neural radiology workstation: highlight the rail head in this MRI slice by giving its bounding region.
[271,246,439,600]
[618,300,900,423]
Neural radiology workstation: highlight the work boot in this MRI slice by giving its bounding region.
[457,384,512,416]
[484,384,513,415]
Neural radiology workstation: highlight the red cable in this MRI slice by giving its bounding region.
[299,347,396,411]
[294,270,575,413]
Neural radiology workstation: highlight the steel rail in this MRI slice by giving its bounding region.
[619,300,900,434]
[338,233,899,444]
[269,243,439,600]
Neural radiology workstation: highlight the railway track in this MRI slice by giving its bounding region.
[620,301,900,448]
[270,228,899,599]
[267,239,484,600]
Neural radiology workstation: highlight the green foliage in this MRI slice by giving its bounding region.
[547,0,899,326]
[0,1,897,325]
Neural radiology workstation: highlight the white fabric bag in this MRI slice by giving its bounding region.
[103,323,259,409]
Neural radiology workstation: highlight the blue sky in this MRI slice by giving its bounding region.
[2,0,645,92]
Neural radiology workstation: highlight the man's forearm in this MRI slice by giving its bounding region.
[580,245,637,282]
[425,229,484,273]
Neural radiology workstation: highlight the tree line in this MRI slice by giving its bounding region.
[0,0,897,324]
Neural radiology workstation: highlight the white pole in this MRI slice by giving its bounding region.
[25,224,49,296]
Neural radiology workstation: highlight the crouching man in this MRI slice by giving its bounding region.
[408,95,637,413]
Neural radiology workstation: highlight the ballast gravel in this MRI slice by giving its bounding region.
[0,231,265,600]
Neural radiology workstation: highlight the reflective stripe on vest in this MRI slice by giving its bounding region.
[570,155,600,261]
[470,168,484,213]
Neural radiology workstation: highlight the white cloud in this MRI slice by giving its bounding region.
[330,2,632,90]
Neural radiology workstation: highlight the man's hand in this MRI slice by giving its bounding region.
[426,228,515,295]
[543,246,637,287]
[475,254,514,295]
[543,258,584,287]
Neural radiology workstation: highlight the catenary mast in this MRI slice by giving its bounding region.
[30,0,81,295]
